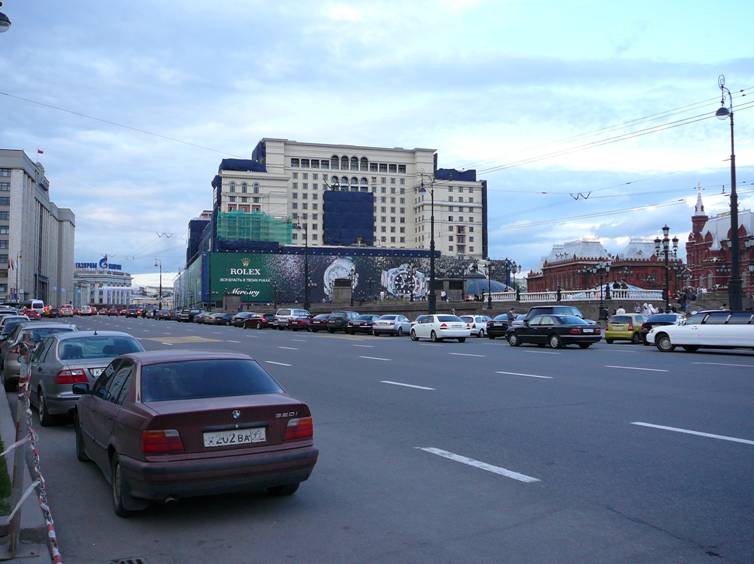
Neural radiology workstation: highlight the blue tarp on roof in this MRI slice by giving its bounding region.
[323,191,375,246]
[218,159,267,173]
[435,168,476,181]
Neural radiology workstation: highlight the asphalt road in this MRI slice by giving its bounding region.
[19,315,754,563]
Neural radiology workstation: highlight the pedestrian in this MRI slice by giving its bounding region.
[440,290,448,302]
[641,302,650,316]
[615,305,626,314]
[379,290,385,302]
[507,308,515,324]
[634,303,641,313]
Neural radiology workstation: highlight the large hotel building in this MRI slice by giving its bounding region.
[211,138,488,258]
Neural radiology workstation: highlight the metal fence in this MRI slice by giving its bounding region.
[484,289,664,303]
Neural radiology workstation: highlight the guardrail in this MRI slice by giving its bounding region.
[484,289,664,302]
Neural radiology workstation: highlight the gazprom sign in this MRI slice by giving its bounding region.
[75,259,122,271]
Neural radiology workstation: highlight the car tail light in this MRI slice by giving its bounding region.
[568,328,582,334]
[55,368,88,385]
[142,429,184,454]
[627,324,634,331]
[594,327,601,334]
[440,323,448,329]
[285,417,313,441]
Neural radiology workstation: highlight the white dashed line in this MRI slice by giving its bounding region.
[693,362,754,368]
[523,350,560,355]
[265,361,292,367]
[381,381,435,390]
[631,422,754,446]
[448,352,485,358]
[227,340,241,343]
[160,342,174,346]
[277,346,299,350]
[606,365,668,373]
[359,356,391,361]
[496,371,552,380]
[291,339,307,342]
[416,447,540,483]
[353,344,375,348]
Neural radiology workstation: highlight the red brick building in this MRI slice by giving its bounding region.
[686,188,754,296]
[527,238,683,292]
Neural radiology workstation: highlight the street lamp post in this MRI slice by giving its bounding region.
[154,259,163,310]
[486,258,518,310]
[294,223,310,310]
[654,225,679,312]
[418,175,436,314]
[0,1,11,33]
[716,75,742,310]
[582,261,610,318]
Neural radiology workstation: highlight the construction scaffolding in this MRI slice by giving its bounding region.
[215,211,293,245]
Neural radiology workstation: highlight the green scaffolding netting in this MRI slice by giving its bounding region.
[215,211,292,244]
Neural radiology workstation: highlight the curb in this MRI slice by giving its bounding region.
[0,385,47,543]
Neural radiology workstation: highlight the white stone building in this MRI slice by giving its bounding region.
[73,261,133,307]
[211,138,487,258]
[0,150,75,306]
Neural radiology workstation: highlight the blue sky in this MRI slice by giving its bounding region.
[2,0,754,284]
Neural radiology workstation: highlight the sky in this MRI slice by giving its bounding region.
[2,0,754,286]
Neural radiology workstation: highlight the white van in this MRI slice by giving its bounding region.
[21,299,45,313]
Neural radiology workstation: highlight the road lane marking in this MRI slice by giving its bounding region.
[606,365,668,373]
[359,356,391,361]
[381,381,434,390]
[496,371,552,380]
[693,362,754,368]
[227,340,241,343]
[416,447,540,483]
[265,361,292,367]
[353,344,375,348]
[523,350,560,355]
[448,352,485,358]
[160,342,175,346]
[602,349,639,353]
[631,422,754,446]
[291,339,307,342]
[277,346,299,350]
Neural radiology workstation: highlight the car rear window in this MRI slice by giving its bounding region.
[379,315,396,320]
[141,359,283,402]
[23,327,74,343]
[727,312,753,324]
[58,336,143,360]
[609,316,632,324]
[460,316,473,322]
[437,315,461,322]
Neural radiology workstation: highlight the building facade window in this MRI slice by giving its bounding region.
[0,183,9,191]
[0,169,10,177]
[291,158,300,167]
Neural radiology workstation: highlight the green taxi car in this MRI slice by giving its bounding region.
[605,314,646,344]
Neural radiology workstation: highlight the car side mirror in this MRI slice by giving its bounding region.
[72,383,91,395]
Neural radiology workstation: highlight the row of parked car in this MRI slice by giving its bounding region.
[0,312,318,516]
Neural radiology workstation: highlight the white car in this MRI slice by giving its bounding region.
[372,314,411,336]
[78,305,94,316]
[410,314,470,343]
[647,311,754,352]
[460,315,491,337]
[273,308,310,330]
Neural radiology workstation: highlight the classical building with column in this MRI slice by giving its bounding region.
[686,187,754,295]
[73,259,132,308]
[0,149,75,306]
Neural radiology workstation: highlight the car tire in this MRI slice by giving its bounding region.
[327,328,334,334]
[605,338,613,344]
[508,333,520,347]
[111,454,149,517]
[458,337,466,343]
[397,327,404,337]
[410,330,418,342]
[38,390,55,427]
[311,328,318,333]
[549,334,562,349]
[682,345,699,352]
[267,483,299,497]
[74,414,90,462]
[578,343,591,349]
[488,334,495,340]
[631,333,640,345]
[430,330,438,343]
[655,333,675,352]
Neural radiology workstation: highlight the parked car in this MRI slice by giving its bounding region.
[605,314,646,344]
[155,309,174,320]
[460,315,491,338]
[287,314,312,331]
[523,305,585,323]
[2,322,78,392]
[78,305,94,316]
[29,331,144,425]
[107,307,120,316]
[410,315,470,343]
[273,308,311,330]
[193,311,212,324]
[326,311,361,333]
[243,313,275,330]
[0,318,31,347]
[206,312,234,326]
[60,305,74,317]
[508,314,601,349]
[118,308,129,316]
[371,314,411,336]
[346,314,380,335]
[126,306,143,318]
[486,314,510,339]
[640,313,685,345]
[0,315,29,331]
[231,312,256,327]
[73,350,319,516]
[647,311,754,353]
[309,314,331,333]
[176,309,202,322]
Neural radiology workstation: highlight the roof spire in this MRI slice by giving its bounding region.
[693,182,706,216]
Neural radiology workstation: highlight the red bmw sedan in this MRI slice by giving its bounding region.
[73,350,318,516]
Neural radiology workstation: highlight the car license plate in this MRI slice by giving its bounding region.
[203,428,266,448]
[583,329,594,333]
[494,322,503,326]
[90,368,104,377]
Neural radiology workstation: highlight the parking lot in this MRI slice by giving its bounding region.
[23,315,754,563]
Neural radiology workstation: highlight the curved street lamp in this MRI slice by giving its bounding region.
[716,74,742,310]
[654,225,679,312]
[0,2,11,33]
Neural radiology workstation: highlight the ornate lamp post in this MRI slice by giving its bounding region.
[486,258,519,310]
[418,175,436,314]
[154,259,163,310]
[654,225,679,312]
[0,1,11,33]
[582,261,610,317]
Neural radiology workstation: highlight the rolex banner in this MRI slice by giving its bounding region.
[210,254,274,302]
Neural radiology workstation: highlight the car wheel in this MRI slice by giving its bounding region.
[458,337,466,343]
[267,483,299,497]
[74,414,90,462]
[327,328,334,334]
[111,454,149,517]
[38,390,55,427]
[488,334,495,340]
[410,330,418,342]
[430,330,438,343]
[655,333,675,352]
[605,338,613,344]
[508,333,520,347]
[631,333,640,344]
[311,328,318,333]
[682,345,699,352]
[256,323,263,330]
[548,334,562,349]
[578,343,591,349]
[397,327,404,337]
